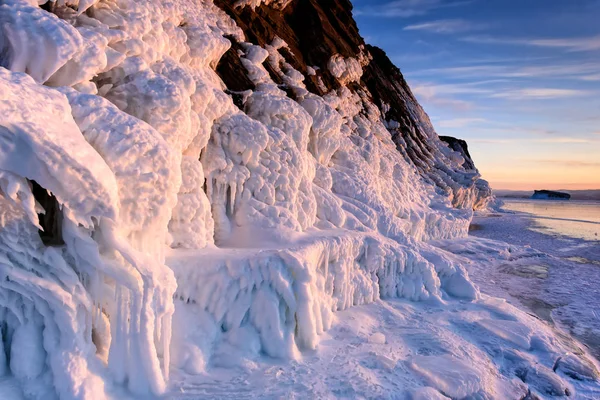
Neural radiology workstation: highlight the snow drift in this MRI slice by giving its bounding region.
[0,0,596,399]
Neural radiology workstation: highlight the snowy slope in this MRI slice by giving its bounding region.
[0,0,597,399]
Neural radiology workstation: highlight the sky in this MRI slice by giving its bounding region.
[351,0,600,190]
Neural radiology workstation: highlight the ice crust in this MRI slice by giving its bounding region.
[234,0,293,11]
[0,0,596,399]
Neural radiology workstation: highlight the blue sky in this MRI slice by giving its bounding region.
[352,0,600,190]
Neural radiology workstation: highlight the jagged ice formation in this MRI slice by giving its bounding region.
[0,0,597,399]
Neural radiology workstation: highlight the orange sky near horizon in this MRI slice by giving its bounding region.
[468,141,600,191]
[490,181,600,191]
[483,172,600,191]
[352,0,600,192]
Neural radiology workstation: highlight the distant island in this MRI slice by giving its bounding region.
[494,189,600,201]
[531,190,571,200]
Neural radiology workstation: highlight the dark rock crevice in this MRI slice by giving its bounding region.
[29,180,64,246]
[216,35,256,93]
[214,0,362,95]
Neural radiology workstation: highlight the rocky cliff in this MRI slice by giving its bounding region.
[214,0,493,211]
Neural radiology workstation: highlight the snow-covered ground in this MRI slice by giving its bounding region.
[166,294,600,399]
[447,200,600,361]
[160,204,600,399]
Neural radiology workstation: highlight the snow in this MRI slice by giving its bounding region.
[408,354,487,398]
[234,0,293,11]
[0,0,598,399]
[328,54,364,85]
[369,332,387,344]
[439,203,600,361]
[167,294,599,399]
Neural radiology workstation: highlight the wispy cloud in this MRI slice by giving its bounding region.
[412,82,591,101]
[469,138,511,144]
[470,137,597,145]
[412,82,492,96]
[355,0,473,18]
[580,73,600,81]
[411,83,480,111]
[531,159,600,168]
[441,121,596,142]
[410,62,600,80]
[490,88,590,99]
[473,126,558,136]
[533,137,596,144]
[523,35,600,52]
[437,118,487,128]
[411,92,474,111]
[404,19,484,34]
[463,34,600,52]
[418,96,474,111]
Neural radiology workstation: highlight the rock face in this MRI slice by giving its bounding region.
[214,0,363,96]
[214,0,494,210]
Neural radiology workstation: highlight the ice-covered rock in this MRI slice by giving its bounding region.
[1,0,595,399]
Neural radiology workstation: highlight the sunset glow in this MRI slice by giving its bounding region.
[353,0,600,190]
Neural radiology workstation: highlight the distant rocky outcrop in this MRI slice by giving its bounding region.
[532,190,571,200]
[439,136,475,170]
[496,189,600,201]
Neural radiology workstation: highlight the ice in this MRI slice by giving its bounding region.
[556,354,600,382]
[234,0,293,11]
[0,66,178,398]
[0,376,24,400]
[328,54,364,85]
[0,69,118,228]
[520,364,573,397]
[166,230,469,368]
[477,318,533,349]
[410,387,452,400]
[10,319,45,381]
[369,332,387,344]
[0,1,114,87]
[169,295,598,399]
[407,354,487,398]
[0,0,598,398]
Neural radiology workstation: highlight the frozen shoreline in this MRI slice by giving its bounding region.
[161,210,600,399]
[499,198,600,241]
[464,205,600,361]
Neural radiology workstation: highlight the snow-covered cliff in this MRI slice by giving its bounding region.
[215,0,493,212]
[0,1,597,399]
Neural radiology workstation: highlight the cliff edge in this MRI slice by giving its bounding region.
[215,0,494,210]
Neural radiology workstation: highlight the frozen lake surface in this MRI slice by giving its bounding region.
[454,204,600,362]
[501,198,600,241]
